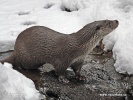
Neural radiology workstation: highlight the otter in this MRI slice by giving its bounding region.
[0,20,119,83]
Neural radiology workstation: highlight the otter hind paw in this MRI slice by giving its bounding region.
[75,75,86,83]
[58,75,70,84]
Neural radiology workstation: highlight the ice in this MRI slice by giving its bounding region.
[0,63,40,100]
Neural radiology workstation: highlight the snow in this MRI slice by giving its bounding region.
[0,63,40,100]
[0,0,133,99]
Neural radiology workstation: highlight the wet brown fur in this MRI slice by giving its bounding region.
[0,20,119,82]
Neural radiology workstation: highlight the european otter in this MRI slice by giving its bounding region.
[0,20,119,83]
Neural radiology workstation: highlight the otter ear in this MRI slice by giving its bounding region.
[96,25,101,30]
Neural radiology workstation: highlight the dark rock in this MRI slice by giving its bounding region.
[1,49,133,100]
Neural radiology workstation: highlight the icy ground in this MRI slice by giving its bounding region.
[0,0,133,99]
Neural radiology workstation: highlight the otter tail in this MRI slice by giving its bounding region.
[0,54,14,65]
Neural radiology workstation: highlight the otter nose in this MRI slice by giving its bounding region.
[114,20,119,24]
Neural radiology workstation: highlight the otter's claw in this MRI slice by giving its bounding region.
[75,75,86,82]
[58,76,69,84]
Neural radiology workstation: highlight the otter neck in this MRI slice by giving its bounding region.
[72,25,97,46]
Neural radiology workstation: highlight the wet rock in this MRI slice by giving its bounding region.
[0,49,133,100]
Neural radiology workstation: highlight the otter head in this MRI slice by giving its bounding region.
[95,20,119,38]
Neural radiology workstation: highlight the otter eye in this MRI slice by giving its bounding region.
[107,22,111,27]
[96,25,101,30]
[106,23,108,27]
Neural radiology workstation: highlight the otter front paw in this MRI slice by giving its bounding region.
[58,75,69,84]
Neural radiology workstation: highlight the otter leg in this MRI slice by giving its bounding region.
[71,60,86,81]
[53,60,70,83]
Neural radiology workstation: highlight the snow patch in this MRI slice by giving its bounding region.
[44,3,54,9]
[18,11,30,16]
[60,0,86,12]
[0,63,40,100]
[22,21,37,26]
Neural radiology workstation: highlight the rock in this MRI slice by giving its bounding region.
[0,49,133,100]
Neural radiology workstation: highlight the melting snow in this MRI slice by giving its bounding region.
[1,0,133,99]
